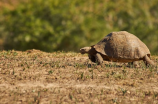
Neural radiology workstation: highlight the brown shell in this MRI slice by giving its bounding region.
[93,31,150,60]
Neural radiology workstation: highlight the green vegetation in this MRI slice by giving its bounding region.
[0,0,158,54]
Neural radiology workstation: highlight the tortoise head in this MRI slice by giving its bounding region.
[80,47,92,54]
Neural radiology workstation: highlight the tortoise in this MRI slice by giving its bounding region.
[80,31,155,66]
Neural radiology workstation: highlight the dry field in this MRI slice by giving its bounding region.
[0,49,158,104]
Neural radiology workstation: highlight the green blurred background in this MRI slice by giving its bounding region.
[0,0,158,54]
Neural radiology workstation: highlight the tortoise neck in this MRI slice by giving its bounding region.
[88,47,96,55]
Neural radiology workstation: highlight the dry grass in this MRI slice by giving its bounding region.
[0,49,158,104]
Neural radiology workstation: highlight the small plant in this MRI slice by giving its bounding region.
[48,70,53,74]
[43,63,48,67]
[105,64,109,68]
[123,65,126,69]
[40,61,43,64]
[25,62,30,68]
[122,69,126,74]
[89,69,94,79]
[50,101,53,104]
[114,74,125,80]
[21,64,24,67]
[69,93,73,100]
[7,50,11,55]
[13,69,15,75]
[101,89,104,95]
[81,72,84,79]
[153,92,158,99]
[77,88,82,94]
[112,62,117,68]
[121,88,127,96]
[112,98,118,104]
[33,91,41,104]
[87,64,92,68]
[13,52,18,56]
[86,75,90,79]
[134,68,139,74]
[106,73,110,78]
[34,56,37,60]
[149,66,153,72]
[38,91,40,97]
[74,63,85,69]
[111,71,115,75]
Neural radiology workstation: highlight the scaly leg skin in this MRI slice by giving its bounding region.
[88,54,96,63]
[128,61,139,68]
[143,55,155,67]
[95,53,103,65]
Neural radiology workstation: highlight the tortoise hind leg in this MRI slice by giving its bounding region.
[128,61,139,67]
[95,53,103,65]
[143,55,155,66]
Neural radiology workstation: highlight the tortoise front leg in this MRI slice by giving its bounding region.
[88,54,96,63]
[143,55,155,66]
[95,53,103,65]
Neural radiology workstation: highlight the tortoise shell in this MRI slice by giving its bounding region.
[93,31,150,62]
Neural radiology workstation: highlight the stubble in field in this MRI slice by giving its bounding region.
[0,49,158,104]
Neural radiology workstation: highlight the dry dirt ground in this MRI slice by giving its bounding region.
[0,49,158,104]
